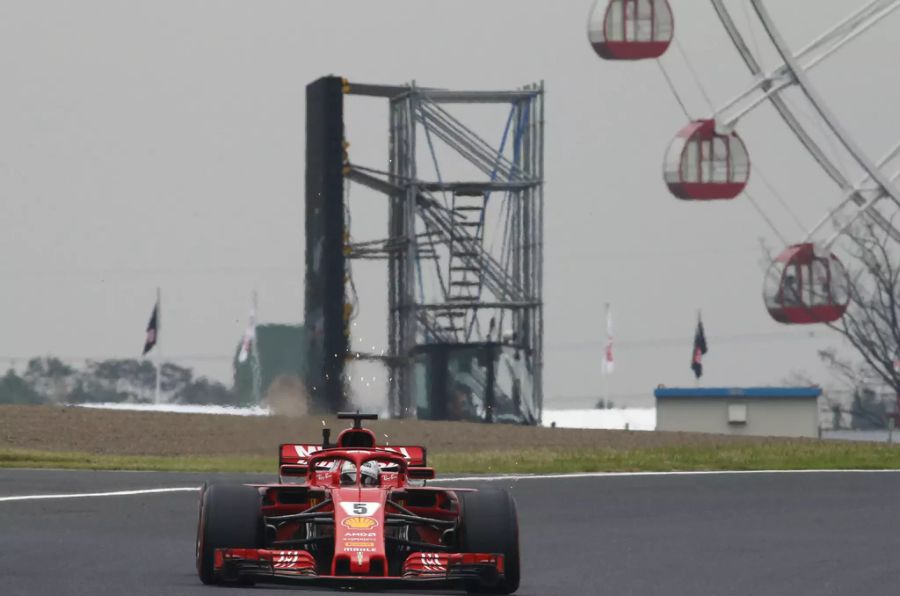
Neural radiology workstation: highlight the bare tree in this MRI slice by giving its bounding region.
[821,218,900,416]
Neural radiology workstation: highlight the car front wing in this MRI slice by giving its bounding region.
[214,548,505,590]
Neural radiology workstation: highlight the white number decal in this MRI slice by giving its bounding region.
[339,502,382,517]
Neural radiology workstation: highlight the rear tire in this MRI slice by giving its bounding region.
[196,482,263,585]
[459,488,520,594]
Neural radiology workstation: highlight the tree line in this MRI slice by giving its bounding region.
[0,357,238,406]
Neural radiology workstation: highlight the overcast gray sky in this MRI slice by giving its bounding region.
[1,0,898,408]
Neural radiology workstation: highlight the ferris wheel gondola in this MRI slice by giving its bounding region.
[663,120,750,201]
[588,0,674,60]
[763,243,850,325]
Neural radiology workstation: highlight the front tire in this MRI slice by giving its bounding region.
[196,482,263,585]
[459,488,520,594]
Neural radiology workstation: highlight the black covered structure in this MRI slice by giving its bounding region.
[304,76,348,413]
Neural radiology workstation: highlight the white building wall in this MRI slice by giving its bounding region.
[656,398,818,438]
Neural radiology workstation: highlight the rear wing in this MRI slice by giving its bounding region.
[279,444,427,468]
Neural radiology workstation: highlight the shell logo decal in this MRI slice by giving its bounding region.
[342,516,378,530]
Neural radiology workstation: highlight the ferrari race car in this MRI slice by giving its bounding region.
[196,412,520,593]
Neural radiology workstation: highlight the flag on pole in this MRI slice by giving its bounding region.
[691,316,708,379]
[238,304,257,363]
[602,303,614,374]
[142,300,159,356]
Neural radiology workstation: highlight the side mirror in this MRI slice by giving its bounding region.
[407,467,435,480]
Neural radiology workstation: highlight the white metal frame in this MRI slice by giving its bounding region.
[706,0,900,248]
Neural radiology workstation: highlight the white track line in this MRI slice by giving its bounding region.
[438,469,900,482]
[3,469,900,502]
[0,486,200,503]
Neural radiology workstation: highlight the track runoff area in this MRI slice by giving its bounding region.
[2,469,899,596]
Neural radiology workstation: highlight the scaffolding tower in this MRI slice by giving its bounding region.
[342,79,545,423]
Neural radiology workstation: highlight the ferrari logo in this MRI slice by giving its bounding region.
[357,551,363,566]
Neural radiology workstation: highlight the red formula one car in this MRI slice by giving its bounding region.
[196,412,519,593]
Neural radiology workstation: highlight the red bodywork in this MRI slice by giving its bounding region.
[206,423,506,590]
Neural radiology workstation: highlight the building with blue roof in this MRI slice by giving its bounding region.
[654,386,821,437]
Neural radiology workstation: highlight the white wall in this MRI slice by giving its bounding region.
[656,398,818,438]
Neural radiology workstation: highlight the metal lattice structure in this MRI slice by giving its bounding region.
[343,81,544,423]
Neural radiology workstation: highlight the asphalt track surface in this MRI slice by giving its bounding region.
[2,469,899,595]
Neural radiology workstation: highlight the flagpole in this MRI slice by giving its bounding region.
[155,286,161,404]
[602,366,609,408]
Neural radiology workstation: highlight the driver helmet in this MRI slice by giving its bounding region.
[360,460,380,487]
[339,460,380,487]
[339,461,357,485]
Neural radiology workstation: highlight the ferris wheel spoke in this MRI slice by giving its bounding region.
[715,0,900,128]
[710,0,900,246]
[823,166,900,248]
[796,0,900,71]
[809,140,900,246]
[750,0,900,216]
[710,0,830,174]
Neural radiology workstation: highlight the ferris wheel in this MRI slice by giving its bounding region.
[587,0,900,326]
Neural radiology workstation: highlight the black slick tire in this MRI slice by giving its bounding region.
[196,482,264,585]
[459,488,521,594]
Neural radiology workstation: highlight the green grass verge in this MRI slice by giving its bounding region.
[433,442,900,474]
[2,441,900,475]
[0,449,273,474]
